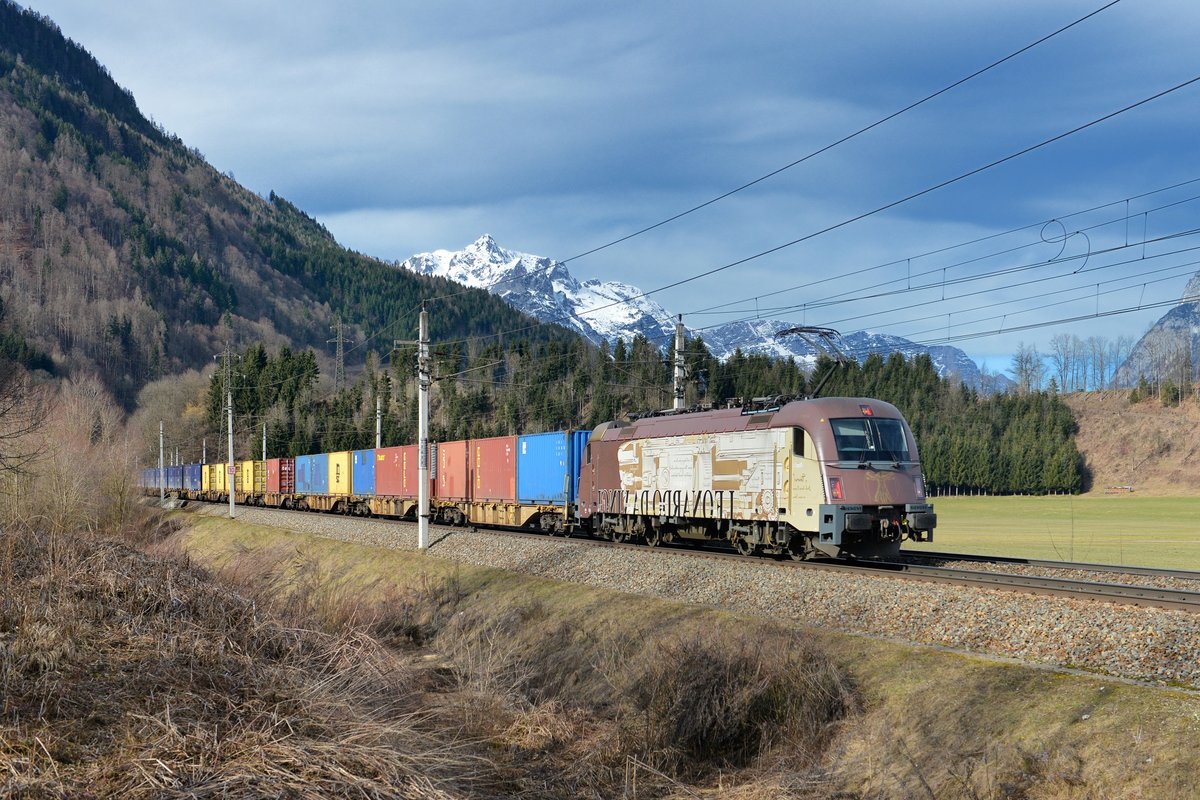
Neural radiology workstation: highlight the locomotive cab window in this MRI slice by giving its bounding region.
[830,418,910,462]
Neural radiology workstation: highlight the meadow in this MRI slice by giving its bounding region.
[906,495,1200,569]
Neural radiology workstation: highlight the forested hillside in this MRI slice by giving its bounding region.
[0,1,576,408]
[1,2,1084,496]
[170,336,1082,495]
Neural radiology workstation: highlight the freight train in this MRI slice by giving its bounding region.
[142,396,936,559]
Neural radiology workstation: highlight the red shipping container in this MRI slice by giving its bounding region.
[376,445,426,497]
[471,435,517,502]
[267,457,295,494]
[434,440,470,501]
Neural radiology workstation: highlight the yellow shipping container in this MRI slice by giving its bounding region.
[202,463,213,492]
[239,460,265,493]
[328,451,353,496]
[206,463,229,494]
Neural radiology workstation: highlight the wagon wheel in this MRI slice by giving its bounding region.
[644,527,661,547]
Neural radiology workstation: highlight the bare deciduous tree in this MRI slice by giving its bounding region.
[0,362,50,475]
[1008,342,1044,394]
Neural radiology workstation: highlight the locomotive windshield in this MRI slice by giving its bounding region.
[829,417,911,462]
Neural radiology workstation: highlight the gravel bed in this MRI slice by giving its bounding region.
[903,555,1200,592]
[190,504,1200,689]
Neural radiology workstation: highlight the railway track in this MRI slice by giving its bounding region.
[181,500,1200,615]
[899,549,1200,582]
[860,558,1200,613]
[455,525,1200,614]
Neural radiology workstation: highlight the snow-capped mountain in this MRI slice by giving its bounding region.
[1112,272,1200,386]
[397,235,675,348]
[699,322,1003,389]
[396,236,1001,389]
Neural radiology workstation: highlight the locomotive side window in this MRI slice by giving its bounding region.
[792,427,805,456]
[830,418,910,462]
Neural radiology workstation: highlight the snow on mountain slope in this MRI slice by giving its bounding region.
[398,235,675,347]
[395,236,1001,388]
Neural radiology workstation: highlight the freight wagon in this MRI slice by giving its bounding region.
[141,399,934,560]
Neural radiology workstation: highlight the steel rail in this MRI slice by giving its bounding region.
[180,501,1200,614]
[900,549,1200,581]
[462,526,1200,614]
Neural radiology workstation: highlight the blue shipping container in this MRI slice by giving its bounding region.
[185,464,203,491]
[352,449,376,496]
[517,431,571,505]
[296,453,330,495]
[166,465,183,490]
[570,429,591,503]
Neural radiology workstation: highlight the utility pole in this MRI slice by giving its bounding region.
[227,384,235,518]
[673,314,686,411]
[222,343,237,519]
[159,420,164,502]
[418,307,430,550]
[262,422,267,461]
[376,393,382,449]
[202,438,207,464]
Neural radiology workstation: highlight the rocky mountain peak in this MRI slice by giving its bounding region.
[395,236,1002,389]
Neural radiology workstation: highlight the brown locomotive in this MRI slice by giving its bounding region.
[578,396,936,559]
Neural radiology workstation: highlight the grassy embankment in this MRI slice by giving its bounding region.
[174,512,1200,799]
[907,495,1200,568]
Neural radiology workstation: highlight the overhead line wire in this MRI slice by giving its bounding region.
[426,74,1200,354]
[688,183,1200,317]
[614,74,1200,307]
[557,0,1123,264]
[414,1,1123,311]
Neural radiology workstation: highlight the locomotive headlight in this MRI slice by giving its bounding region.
[829,477,844,501]
[914,474,926,498]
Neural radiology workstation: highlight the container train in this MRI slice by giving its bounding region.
[142,396,936,559]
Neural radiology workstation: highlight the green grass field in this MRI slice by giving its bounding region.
[904,495,1200,570]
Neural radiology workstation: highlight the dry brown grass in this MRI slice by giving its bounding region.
[180,515,1200,800]
[0,515,490,798]
[176,520,861,798]
[1065,390,1200,495]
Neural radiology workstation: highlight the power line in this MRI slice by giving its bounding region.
[557,0,1123,264]
[420,75,1200,356]
[617,73,1200,309]
[687,182,1200,318]
[409,1,1122,313]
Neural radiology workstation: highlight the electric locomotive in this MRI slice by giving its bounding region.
[577,396,936,559]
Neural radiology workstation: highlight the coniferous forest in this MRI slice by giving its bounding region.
[0,1,1084,496]
[198,337,1084,496]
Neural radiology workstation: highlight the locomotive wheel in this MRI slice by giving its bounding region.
[787,536,814,561]
[644,528,661,547]
[735,537,754,556]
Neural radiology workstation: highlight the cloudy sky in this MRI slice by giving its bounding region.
[26,0,1200,370]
